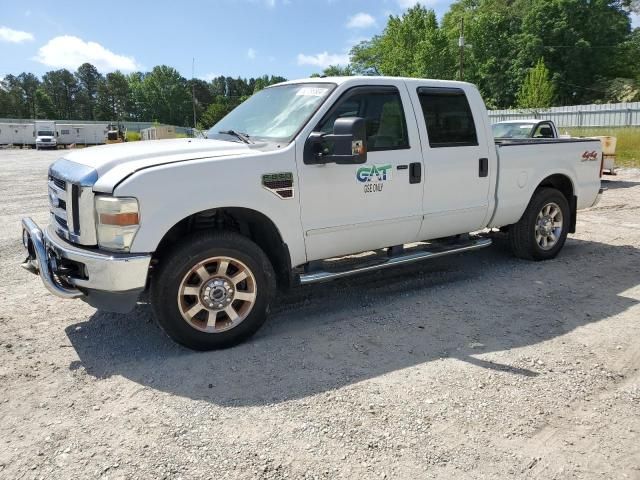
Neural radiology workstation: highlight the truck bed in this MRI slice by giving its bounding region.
[489,138,602,228]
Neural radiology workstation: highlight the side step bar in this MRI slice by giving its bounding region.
[298,237,492,285]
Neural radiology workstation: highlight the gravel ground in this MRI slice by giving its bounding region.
[0,148,639,480]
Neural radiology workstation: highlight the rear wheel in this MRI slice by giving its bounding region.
[508,187,570,261]
[150,231,276,350]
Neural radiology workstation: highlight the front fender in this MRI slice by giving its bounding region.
[113,150,307,267]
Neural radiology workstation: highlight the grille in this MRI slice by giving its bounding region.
[47,160,98,246]
[51,176,66,190]
[49,175,69,234]
[262,172,294,200]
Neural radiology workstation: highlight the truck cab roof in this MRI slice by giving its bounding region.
[273,76,476,89]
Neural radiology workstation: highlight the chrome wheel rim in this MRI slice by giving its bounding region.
[177,256,257,333]
[535,202,563,250]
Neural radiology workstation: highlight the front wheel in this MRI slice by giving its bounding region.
[150,231,276,350]
[508,187,570,261]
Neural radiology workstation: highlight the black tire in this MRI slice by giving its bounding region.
[508,187,570,261]
[150,231,276,350]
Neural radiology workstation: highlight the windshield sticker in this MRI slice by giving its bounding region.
[296,87,327,97]
[356,164,392,194]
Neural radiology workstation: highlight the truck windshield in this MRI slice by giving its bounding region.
[38,131,54,136]
[492,123,535,139]
[207,83,335,143]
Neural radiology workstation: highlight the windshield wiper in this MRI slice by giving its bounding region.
[218,130,252,144]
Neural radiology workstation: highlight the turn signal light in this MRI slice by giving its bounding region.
[99,212,139,226]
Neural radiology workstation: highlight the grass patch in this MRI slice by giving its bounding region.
[563,127,640,168]
[126,131,141,142]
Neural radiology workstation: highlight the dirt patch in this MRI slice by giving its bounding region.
[1,149,639,479]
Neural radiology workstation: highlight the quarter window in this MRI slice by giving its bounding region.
[417,88,478,148]
[319,88,409,151]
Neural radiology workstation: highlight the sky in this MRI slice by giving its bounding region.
[1,0,638,81]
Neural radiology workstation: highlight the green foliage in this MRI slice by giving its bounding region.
[516,59,556,108]
[0,65,286,128]
[125,131,141,142]
[311,65,355,77]
[40,69,79,119]
[2,0,638,121]
[75,63,101,120]
[441,0,528,108]
[96,71,130,121]
[351,6,455,78]
[201,100,236,129]
[348,0,637,107]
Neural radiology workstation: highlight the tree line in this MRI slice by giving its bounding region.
[1,0,639,126]
[0,65,285,129]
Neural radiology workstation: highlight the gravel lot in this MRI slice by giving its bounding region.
[1,148,639,479]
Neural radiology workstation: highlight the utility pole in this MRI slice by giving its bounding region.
[191,57,197,129]
[458,18,465,81]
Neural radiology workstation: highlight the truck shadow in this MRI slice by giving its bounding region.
[66,238,639,407]
[601,178,640,190]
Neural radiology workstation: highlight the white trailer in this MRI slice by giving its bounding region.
[0,123,35,146]
[57,123,108,146]
[141,125,177,141]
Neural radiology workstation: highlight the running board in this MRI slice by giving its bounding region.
[298,237,492,285]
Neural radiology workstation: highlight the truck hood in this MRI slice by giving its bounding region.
[61,138,251,193]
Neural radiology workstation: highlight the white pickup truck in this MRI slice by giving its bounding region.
[492,119,560,139]
[21,77,603,350]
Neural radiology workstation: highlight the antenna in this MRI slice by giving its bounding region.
[192,57,197,129]
[458,18,465,81]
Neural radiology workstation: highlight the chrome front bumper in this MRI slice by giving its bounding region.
[21,217,151,311]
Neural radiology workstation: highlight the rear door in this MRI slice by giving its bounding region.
[409,85,492,239]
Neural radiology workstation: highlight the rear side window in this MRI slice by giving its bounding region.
[319,87,409,151]
[533,123,554,138]
[417,87,478,148]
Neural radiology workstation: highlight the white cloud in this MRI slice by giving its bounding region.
[346,12,376,29]
[201,72,220,81]
[631,12,639,28]
[247,48,256,60]
[0,26,34,43]
[34,35,139,72]
[297,51,350,68]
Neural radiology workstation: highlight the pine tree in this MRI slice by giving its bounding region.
[516,59,555,109]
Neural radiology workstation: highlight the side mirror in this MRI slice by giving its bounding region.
[304,117,367,165]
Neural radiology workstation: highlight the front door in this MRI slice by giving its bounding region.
[297,84,424,261]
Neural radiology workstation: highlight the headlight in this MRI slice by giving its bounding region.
[94,196,140,252]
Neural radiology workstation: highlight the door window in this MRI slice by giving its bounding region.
[417,88,478,148]
[318,88,409,151]
[533,123,554,138]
